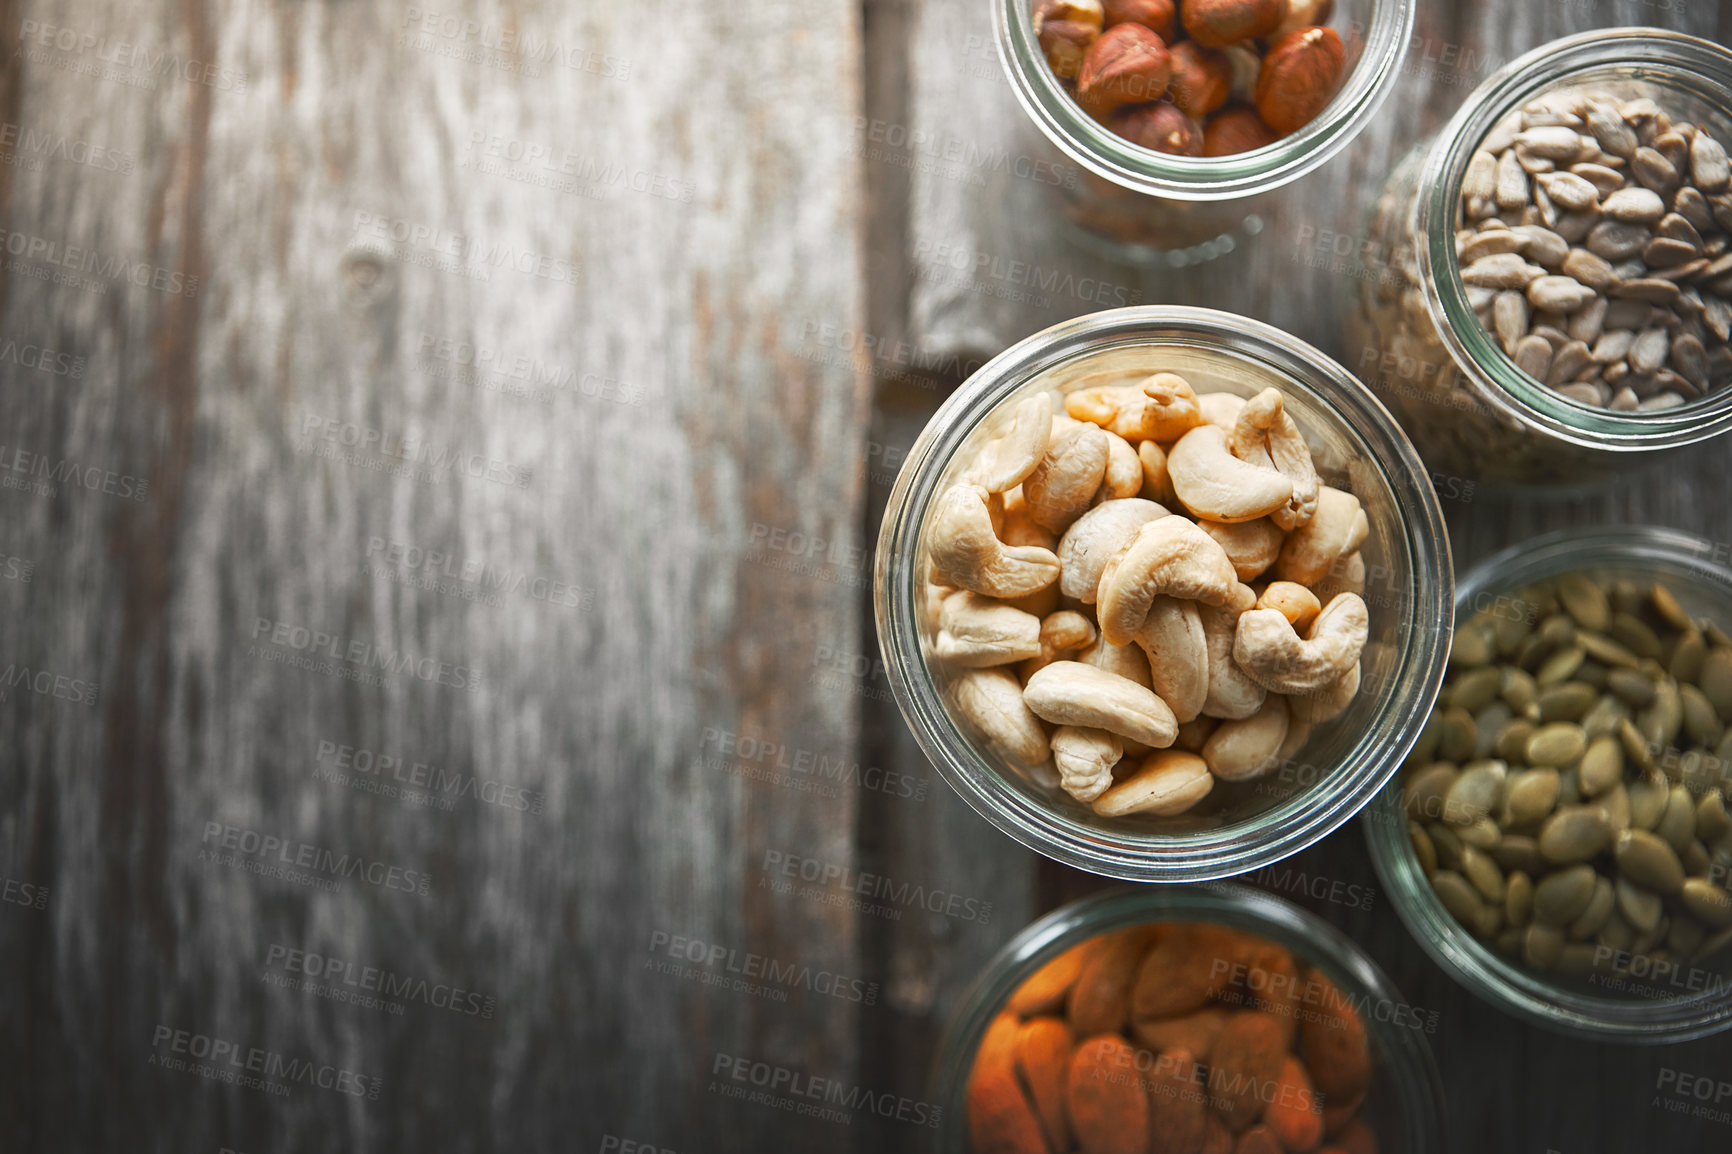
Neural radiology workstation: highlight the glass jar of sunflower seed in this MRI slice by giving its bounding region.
[1366,526,1732,1040]
[1347,28,1732,486]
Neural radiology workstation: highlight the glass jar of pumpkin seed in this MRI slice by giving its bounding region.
[1346,29,1732,486]
[1366,526,1732,1040]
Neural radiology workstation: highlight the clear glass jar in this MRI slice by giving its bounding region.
[927,884,1446,1153]
[874,306,1452,882]
[1348,29,1732,487]
[995,0,1414,265]
[1366,525,1732,1041]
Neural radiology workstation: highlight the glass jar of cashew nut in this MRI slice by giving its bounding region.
[874,306,1452,882]
[1348,29,1732,487]
[996,0,1414,265]
[1367,526,1732,1041]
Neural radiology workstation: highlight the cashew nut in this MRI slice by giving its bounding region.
[1274,486,1369,587]
[928,484,1062,599]
[1132,596,1208,724]
[1202,696,1290,782]
[934,592,1044,667]
[1024,423,1110,533]
[1288,663,1361,726]
[1174,715,1219,753]
[1312,550,1366,603]
[1230,389,1319,531]
[1199,603,1267,720]
[1052,725,1125,803]
[964,393,1053,493]
[1056,498,1167,604]
[1094,432,1143,504]
[1255,581,1322,632]
[1197,391,1246,430]
[1137,440,1175,505]
[950,667,1051,768]
[1092,750,1213,817]
[1167,424,1295,525]
[1095,516,1241,646]
[1197,517,1284,582]
[1137,373,1205,441]
[1019,609,1098,679]
[1078,636,1155,690]
[1233,593,1370,695]
[1022,661,1178,749]
[1001,506,1058,551]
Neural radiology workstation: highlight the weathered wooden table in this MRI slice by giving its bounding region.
[3,0,1730,1150]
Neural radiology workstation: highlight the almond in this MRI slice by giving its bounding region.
[1254,27,1344,136]
[1069,925,1160,1035]
[1068,1035,1152,1154]
[1263,1055,1324,1152]
[1296,972,1370,1103]
[1206,1012,1288,1132]
[1167,42,1234,119]
[1113,103,1204,156]
[1018,1018,1076,1152]
[1230,938,1303,1049]
[1203,107,1279,156]
[1077,23,1175,118]
[968,1065,1053,1154]
[1320,1087,1365,1137]
[1104,0,1177,39]
[1131,1007,1232,1061]
[976,1011,1027,1081]
[1131,922,1238,1019]
[1145,1047,1209,1154]
[1235,1125,1286,1154]
[1010,941,1093,1016]
[1181,0,1283,48]
[1201,1112,1236,1154]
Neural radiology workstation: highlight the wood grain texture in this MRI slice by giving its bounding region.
[0,0,872,1150]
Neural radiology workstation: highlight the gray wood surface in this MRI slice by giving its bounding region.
[2,0,1731,1151]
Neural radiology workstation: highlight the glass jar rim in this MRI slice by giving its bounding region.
[1417,28,1732,453]
[874,305,1454,882]
[1365,523,1732,1042]
[994,0,1415,201]
[927,883,1447,1154]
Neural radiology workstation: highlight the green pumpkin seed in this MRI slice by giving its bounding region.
[1533,864,1598,925]
[1445,760,1507,825]
[1597,910,1634,952]
[1669,914,1707,959]
[1577,629,1640,668]
[1450,666,1503,713]
[1638,680,1683,750]
[1577,735,1624,796]
[1609,580,1644,617]
[1537,681,1598,722]
[1428,823,1465,871]
[1657,785,1698,853]
[1493,835,1544,875]
[1672,628,1708,683]
[1618,718,1656,773]
[1698,647,1732,718]
[1438,708,1479,762]
[1680,878,1732,928]
[1606,667,1657,707]
[1559,573,1611,631]
[1609,612,1663,660]
[1614,829,1685,893]
[1500,667,1539,711]
[1432,870,1490,931]
[1537,645,1587,687]
[1506,870,1534,925]
[1652,582,1693,631]
[1459,817,1503,849]
[1523,923,1567,969]
[1527,722,1588,767]
[1697,790,1731,844]
[1599,784,1631,835]
[1681,683,1724,746]
[1503,767,1561,827]
[1568,875,1616,940]
[1461,845,1507,902]
[1404,763,1458,823]
[1408,821,1437,876]
[1496,718,1537,762]
[1684,839,1712,876]
[1574,661,1608,690]
[1409,712,1443,766]
[1579,694,1631,741]
[1555,942,1601,976]
[1539,805,1613,862]
[1615,875,1663,932]
[1630,918,1669,958]
[1628,774,1670,831]
[1451,623,1494,667]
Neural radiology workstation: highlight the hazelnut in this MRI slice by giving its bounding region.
[1112,102,1203,155]
[1102,0,1177,40]
[1255,26,1345,135]
[1166,41,1233,119]
[1034,0,1106,31]
[1077,24,1174,119]
[1040,20,1100,79]
[1180,0,1283,49]
[1272,0,1334,39]
[1203,106,1279,155]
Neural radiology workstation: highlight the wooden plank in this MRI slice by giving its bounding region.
[0,0,873,1149]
